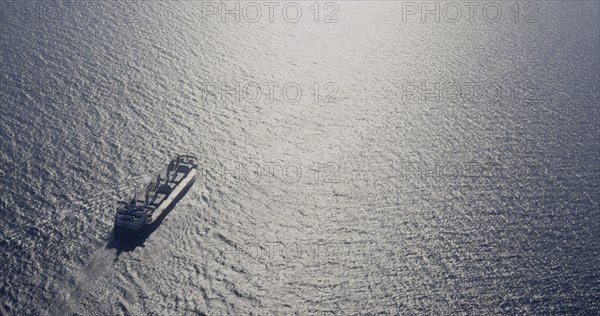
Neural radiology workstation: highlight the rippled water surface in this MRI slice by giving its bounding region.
[1,1,599,314]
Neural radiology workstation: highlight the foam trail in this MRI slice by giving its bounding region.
[47,241,119,315]
[0,304,8,316]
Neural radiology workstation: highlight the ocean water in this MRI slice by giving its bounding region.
[1,1,599,314]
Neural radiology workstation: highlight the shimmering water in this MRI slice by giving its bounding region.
[1,1,599,314]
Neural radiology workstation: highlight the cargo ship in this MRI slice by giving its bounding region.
[113,154,198,236]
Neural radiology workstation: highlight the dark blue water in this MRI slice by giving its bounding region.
[1,1,599,314]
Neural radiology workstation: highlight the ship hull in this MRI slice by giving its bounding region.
[114,175,196,239]
[113,156,198,237]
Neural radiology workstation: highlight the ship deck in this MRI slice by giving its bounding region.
[133,161,195,207]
